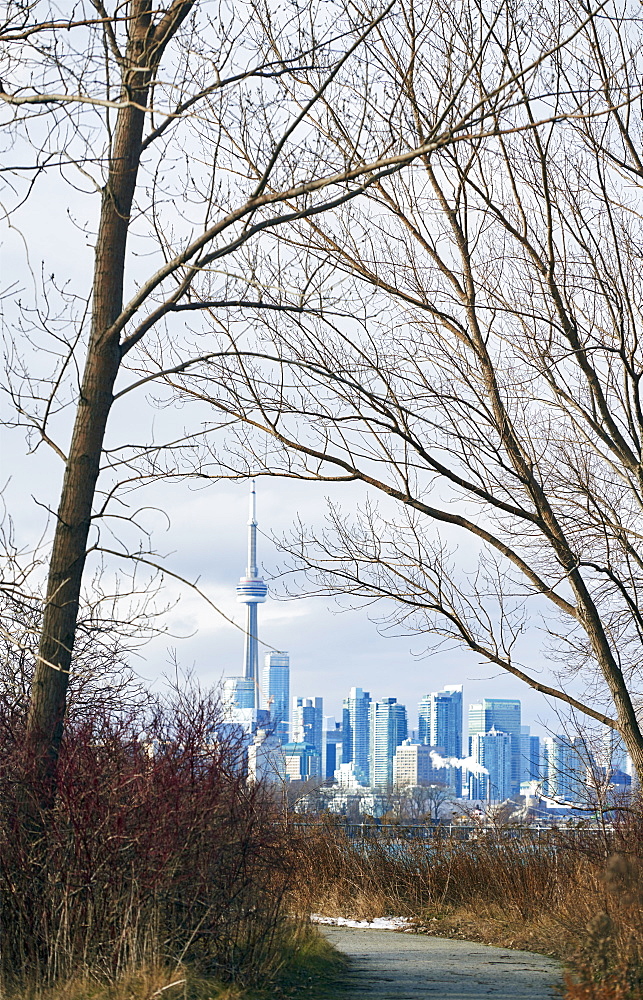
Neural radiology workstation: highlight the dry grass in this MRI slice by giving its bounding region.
[0,965,237,1000]
[0,922,346,1000]
[289,817,643,999]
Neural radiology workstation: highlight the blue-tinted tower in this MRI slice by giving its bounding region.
[342,687,371,785]
[235,481,268,709]
[370,697,408,787]
[263,652,290,741]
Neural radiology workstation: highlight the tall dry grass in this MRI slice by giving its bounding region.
[290,817,643,998]
[0,682,296,995]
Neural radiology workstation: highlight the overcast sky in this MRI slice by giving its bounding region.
[2,384,566,739]
[128,475,565,737]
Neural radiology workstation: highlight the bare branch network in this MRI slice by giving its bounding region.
[2,0,643,782]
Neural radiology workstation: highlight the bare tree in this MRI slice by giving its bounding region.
[397,783,452,823]
[0,0,579,768]
[158,1,643,783]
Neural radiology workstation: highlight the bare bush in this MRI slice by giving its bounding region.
[0,678,293,991]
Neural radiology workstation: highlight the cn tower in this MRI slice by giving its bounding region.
[235,481,268,708]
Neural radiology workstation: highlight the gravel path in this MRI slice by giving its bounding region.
[320,927,563,999]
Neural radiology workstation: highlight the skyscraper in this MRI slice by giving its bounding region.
[418,695,431,745]
[324,717,343,779]
[427,685,463,757]
[235,482,268,709]
[291,697,324,757]
[469,698,521,794]
[469,728,512,801]
[263,651,290,742]
[370,697,408,787]
[518,726,541,784]
[342,687,371,785]
[542,735,591,803]
[222,675,255,711]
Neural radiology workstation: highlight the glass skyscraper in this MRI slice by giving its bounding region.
[418,695,431,745]
[291,696,324,757]
[370,697,408,787]
[223,675,255,711]
[263,651,290,742]
[542,735,591,803]
[469,728,512,801]
[427,685,463,757]
[518,726,541,783]
[469,698,521,794]
[342,687,371,785]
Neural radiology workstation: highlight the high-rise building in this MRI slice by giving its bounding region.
[426,685,463,757]
[235,482,268,709]
[281,742,321,781]
[342,687,371,785]
[518,726,541,784]
[324,717,343,779]
[263,651,290,742]
[600,729,630,776]
[247,728,285,783]
[370,697,408,787]
[469,728,512,801]
[418,695,431,745]
[393,740,440,787]
[542,735,592,803]
[292,697,324,757]
[223,675,255,711]
[469,699,521,794]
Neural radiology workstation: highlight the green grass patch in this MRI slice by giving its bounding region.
[270,922,349,998]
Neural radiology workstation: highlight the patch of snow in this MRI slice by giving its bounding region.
[311,914,412,931]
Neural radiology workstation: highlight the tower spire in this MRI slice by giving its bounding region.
[236,480,268,707]
[247,479,258,577]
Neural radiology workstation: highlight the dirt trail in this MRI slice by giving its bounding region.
[320,926,562,999]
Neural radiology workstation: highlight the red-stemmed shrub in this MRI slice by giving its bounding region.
[0,679,292,990]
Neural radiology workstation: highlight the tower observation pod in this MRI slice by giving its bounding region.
[235,481,268,707]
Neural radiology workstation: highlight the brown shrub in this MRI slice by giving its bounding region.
[0,683,293,992]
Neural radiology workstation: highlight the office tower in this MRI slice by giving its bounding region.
[324,717,343,779]
[428,685,463,757]
[418,695,431,745]
[342,687,371,785]
[281,742,321,781]
[235,482,268,709]
[393,740,438,787]
[469,698,521,742]
[601,729,630,777]
[469,728,512,801]
[370,697,408,787]
[247,728,285,783]
[469,698,521,794]
[263,651,290,742]
[518,726,541,784]
[292,697,324,757]
[542,735,592,803]
[222,675,255,711]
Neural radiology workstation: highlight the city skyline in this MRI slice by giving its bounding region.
[216,488,632,801]
[5,444,566,734]
[95,477,577,736]
[214,482,559,736]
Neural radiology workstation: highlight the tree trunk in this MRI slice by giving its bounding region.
[27,2,157,764]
